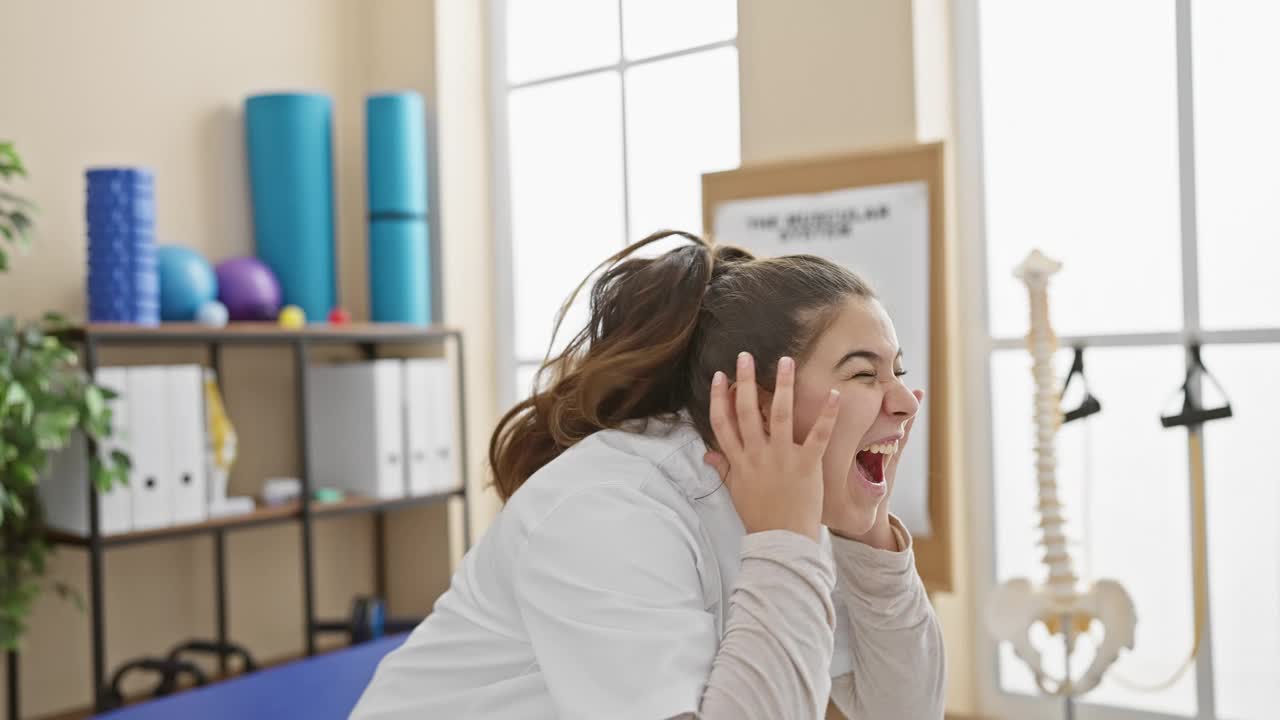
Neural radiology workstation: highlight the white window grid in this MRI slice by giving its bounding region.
[955,1,1280,719]
[489,0,737,408]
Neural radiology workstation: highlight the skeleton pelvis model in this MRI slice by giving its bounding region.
[984,250,1137,697]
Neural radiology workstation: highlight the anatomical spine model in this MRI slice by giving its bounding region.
[985,250,1138,697]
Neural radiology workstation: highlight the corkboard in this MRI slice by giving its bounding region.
[702,143,952,593]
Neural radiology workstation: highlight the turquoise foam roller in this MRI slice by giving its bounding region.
[366,92,431,323]
[245,93,336,322]
[370,221,430,324]
[367,93,428,214]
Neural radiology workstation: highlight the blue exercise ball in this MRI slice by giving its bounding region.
[157,245,218,322]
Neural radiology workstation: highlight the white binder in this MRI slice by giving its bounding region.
[95,366,133,534]
[402,359,435,496]
[426,360,460,492]
[403,358,459,495]
[38,367,134,536]
[127,366,173,530]
[167,365,208,525]
[306,360,406,500]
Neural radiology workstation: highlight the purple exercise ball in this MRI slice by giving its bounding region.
[215,257,282,321]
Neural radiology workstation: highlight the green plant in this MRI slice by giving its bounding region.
[0,141,34,272]
[0,142,129,649]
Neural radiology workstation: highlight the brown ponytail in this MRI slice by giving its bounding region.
[488,229,873,501]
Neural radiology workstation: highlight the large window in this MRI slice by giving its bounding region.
[958,1,1279,719]
[491,0,740,404]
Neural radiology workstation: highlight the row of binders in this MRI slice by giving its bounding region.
[42,365,208,535]
[39,359,459,537]
[305,359,459,502]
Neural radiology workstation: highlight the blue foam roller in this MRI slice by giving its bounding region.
[85,179,154,212]
[85,168,154,190]
[88,276,152,292]
[87,226,153,240]
[89,273,158,296]
[86,167,153,180]
[88,254,151,268]
[133,307,160,327]
[85,179,153,189]
[88,262,157,277]
[90,295,158,309]
[88,248,149,262]
[245,93,336,322]
[369,220,430,324]
[89,302,140,316]
[85,194,154,208]
[87,225,155,241]
[86,265,157,281]
[84,166,157,324]
[86,204,154,221]
[86,194,152,210]
[366,93,428,215]
[87,256,157,274]
[88,244,156,259]
[87,226,155,239]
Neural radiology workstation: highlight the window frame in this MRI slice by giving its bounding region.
[489,0,738,409]
[954,1,1280,718]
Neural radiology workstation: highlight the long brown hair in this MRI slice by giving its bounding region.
[488,229,874,501]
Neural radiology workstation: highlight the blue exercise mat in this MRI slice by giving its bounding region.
[92,634,406,720]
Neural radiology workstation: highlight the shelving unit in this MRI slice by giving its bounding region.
[10,323,470,718]
[43,489,465,549]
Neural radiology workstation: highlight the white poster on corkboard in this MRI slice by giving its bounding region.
[712,181,933,535]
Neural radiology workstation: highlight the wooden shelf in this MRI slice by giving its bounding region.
[309,489,462,519]
[55,322,460,346]
[45,488,464,548]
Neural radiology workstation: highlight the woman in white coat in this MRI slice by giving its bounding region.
[352,230,946,719]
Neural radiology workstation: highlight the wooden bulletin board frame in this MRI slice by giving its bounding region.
[701,142,953,593]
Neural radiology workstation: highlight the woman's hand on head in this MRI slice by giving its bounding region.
[706,378,926,548]
[705,352,840,543]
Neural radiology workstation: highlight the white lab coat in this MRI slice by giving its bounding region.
[350,416,865,719]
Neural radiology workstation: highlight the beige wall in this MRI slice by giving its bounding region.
[0,1,500,716]
[433,0,504,535]
[739,0,919,164]
[738,0,976,714]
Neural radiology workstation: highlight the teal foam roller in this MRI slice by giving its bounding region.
[369,220,430,324]
[245,93,336,321]
[366,92,428,215]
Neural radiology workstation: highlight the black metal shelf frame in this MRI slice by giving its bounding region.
[6,326,471,718]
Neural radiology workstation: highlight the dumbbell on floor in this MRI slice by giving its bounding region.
[168,639,259,676]
[97,657,208,711]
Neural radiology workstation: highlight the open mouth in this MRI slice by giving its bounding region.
[854,441,898,486]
